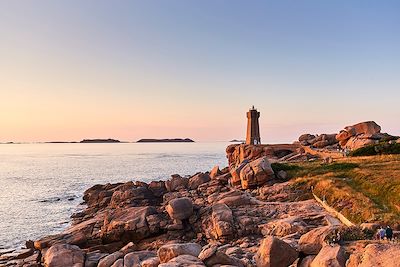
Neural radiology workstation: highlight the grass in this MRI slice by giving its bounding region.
[279,155,400,225]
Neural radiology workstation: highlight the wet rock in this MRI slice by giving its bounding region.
[188,172,211,190]
[44,243,85,267]
[254,236,298,267]
[166,197,193,221]
[158,243,202,263]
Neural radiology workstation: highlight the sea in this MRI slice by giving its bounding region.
[0,142,229,251]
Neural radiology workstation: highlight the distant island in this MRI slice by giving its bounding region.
[230,139,245,143]
[44,141,78,144]
[136,138,194,143]
[80,139,121,143]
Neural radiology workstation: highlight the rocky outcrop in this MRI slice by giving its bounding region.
[239,156,275,189]
[299,121,397,151]
[226,144,302,166]
[157,243,202,263]
[44,243,85,267]
[254,236,298,267]
[299,226,336,255]
[298,134,338,148]
[347,243,400,267]
[5,144,400,267]
[210,203,234,240]
[101,206,159,243]
[260,216,308,237]
[188,173,211,190]
[310,245,346,267]
[166,197,193,221]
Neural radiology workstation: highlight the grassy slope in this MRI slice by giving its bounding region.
[276,155,400,225]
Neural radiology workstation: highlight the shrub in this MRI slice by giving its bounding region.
[350,142,400,157]
[271,162,301,173]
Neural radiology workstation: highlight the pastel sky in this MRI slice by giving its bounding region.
[1,1,399,143]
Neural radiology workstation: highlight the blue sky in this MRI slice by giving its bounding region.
[0,1,399,142]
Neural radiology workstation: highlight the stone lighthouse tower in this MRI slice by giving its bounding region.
[246,106,261,145]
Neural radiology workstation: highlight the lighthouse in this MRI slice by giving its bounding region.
[246,106,261,145]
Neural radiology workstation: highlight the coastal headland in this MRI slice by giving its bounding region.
[2,120,400,267]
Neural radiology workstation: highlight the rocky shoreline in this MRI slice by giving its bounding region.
[1,146,400,267]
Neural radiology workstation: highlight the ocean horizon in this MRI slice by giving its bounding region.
[0,142,228,250]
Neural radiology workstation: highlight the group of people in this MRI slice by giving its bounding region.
[376,226,394,241]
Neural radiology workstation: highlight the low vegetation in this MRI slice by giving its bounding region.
[280,155,400,225]
[350,142,400,157]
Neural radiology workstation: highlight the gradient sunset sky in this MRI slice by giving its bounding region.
[1,1,399,143]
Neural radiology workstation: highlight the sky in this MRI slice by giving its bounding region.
[0,1,399,143]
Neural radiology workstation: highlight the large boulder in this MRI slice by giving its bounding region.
[210,166,222,179]
[44,243,85,267]
[165,175,188,192]
[254,236,298,267]
[85,251,108,267]
[123,251,157,267]
[215,190,252,208]
[299,134,316,143]
[110,186,155,208]
[299,226,336,255]
[168,255,205,266]
[211,203,234,240]
[188,173,211,190]
[349,243,400,267]
[260,216,308,237]
[310,245,346,267]
[166,197,193,221]
[157,243,202,263]
[342,135,377,150]
[198,244,244,267]
[239,157,275,189]
[101,206,158,243]
[336,121,381,149]
[98,251,124,267]
[230,160,249,186]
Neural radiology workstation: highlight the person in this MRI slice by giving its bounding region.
[375,228,381,240]
[336,230,342,245]
[386,226,393,241]
[379,226,386,240]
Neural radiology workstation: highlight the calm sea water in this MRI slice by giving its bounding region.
[0,142,228,250]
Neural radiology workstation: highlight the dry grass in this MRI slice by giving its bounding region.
[284,155,400,225]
